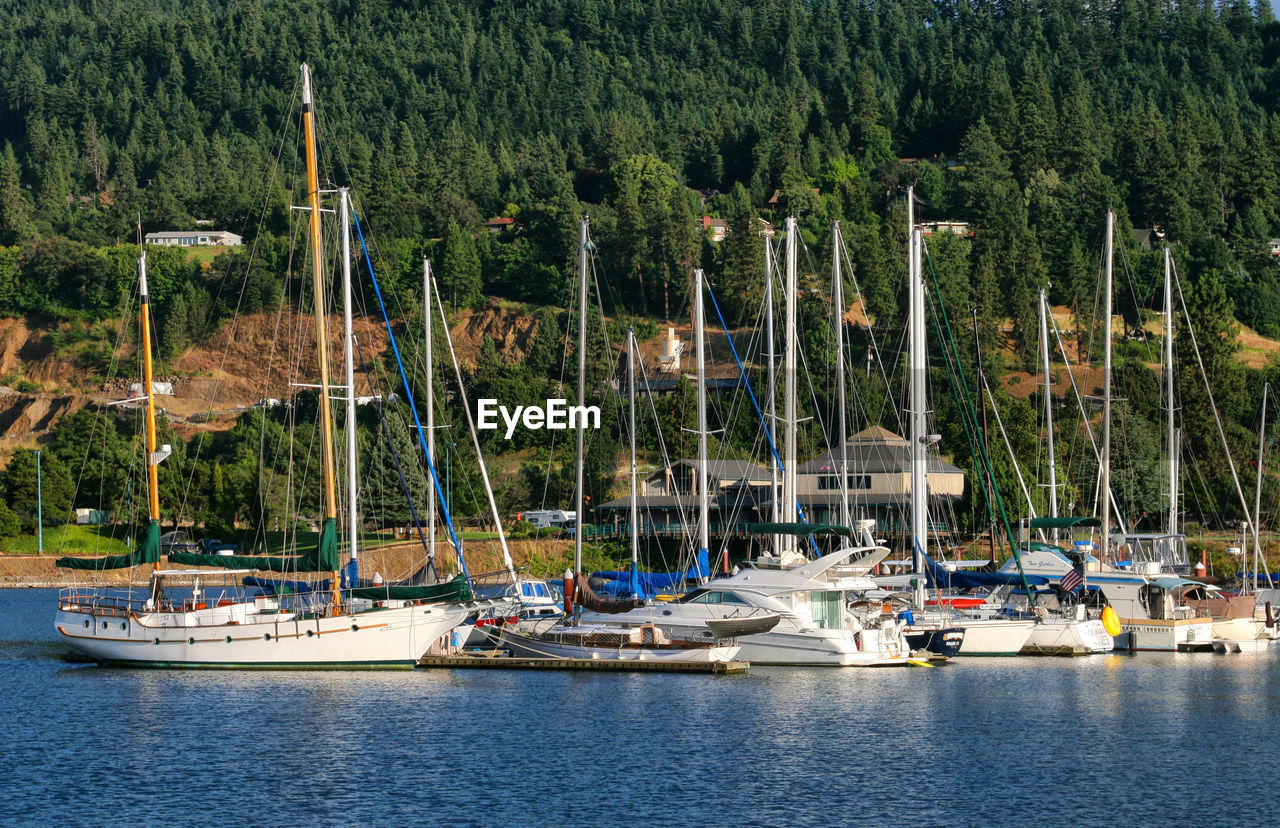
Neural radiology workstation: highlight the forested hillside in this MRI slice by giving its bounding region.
[1,0,1280,539]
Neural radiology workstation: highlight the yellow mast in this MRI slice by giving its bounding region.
[139,234,162,569]
[300,63,341,608]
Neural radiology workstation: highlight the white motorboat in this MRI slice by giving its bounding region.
[583,545,916,667]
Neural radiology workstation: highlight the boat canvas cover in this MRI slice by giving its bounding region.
[348,574,472,603]
[1027,516,1101,530]
[56,519,161,571]
[243,577,327,595]
[594,548,710,595]
[922,552,1050,590]
[576,574,643,614]
[168,517,340,573]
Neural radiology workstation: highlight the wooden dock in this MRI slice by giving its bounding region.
[418,653,749,674]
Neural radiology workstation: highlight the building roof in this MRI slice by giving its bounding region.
[798,438,963,475]
[850,425,906,444]
[145,230,238,238]
[646,458,772,484]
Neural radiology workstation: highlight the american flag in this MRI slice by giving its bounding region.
[1059,566,1084,593]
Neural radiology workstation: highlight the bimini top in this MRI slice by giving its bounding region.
[1149,576,1219,592]
[745,522,852,537]
[1028,516,1101,530]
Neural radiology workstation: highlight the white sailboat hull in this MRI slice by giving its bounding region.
[951,618,1037,656]
[1020,618,1114,655]
[56,601,469,668]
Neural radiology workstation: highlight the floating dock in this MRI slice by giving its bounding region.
[418,653,749,674]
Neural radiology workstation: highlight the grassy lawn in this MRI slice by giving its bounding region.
[1,524,134,556]
[457,530,501,540]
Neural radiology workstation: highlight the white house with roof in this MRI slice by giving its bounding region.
[145,230,242,247]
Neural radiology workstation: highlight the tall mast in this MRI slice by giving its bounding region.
[1164,247,1177,538]
[765,235,781,552]
[573,217,589,594]
[1101,210,1114,564]
[1255,383,1269,593]
[782,216,798,558]
[694,269,711,577]
[833,221,850,529]
[139,239,162,565]
[424,257,436,566]
[1039,289,1059,541]
[907,188,927,611]
[628,328,640,594]
[300,63,340,596]
[340,188,358,569]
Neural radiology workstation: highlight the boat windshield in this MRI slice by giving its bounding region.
[676,590,749,605]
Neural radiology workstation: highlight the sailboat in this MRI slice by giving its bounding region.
[987,288,1115,655]
[417,260,561,645]
[894,188,1037,656]
[499,219,740,664]
[54,64,470,668]
[995,218,1235,652]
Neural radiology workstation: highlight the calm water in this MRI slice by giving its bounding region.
[6,588,1278,827]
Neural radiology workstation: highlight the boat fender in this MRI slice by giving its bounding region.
[563,569,574,616]
[1266,602,1275,629]
[1101,606,1121,637]
[898,609,915,626]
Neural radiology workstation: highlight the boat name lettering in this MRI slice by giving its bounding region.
[476,398,601,439]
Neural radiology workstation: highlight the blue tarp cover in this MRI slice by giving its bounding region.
[922,552,1050,590]
[594,548,710,595]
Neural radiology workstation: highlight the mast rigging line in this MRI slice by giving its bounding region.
[704,280,818,554]
[1170,259,1264,578]
[351,332,441,575]
[919,241,1034,598]
[351,206,472,588]
[430,274,520,585]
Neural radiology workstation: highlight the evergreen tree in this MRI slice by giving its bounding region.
[0,143,35,245]
[1,449,74,530]
[439,218,484,310]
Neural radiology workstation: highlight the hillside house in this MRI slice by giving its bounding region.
[145,230,242,247]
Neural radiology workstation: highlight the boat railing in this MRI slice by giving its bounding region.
[58,589,147,617]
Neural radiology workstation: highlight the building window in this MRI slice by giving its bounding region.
[818,474,872,491]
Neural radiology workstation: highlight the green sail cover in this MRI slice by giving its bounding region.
[168,518,342,573]
[56,520,161,571]
[349,574,472,603]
